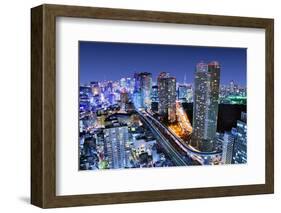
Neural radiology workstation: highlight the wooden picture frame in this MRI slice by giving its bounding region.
[31,4,274,208]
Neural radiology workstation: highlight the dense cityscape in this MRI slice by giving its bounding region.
[79,61,247,170]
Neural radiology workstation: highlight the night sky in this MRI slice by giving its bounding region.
[79,41,246,86]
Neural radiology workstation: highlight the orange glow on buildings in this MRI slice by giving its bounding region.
[169,101,193,140]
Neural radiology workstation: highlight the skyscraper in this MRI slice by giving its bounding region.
[151,85,159,102]
[192,61,220,152]
[133,72,141,92]
[177,84,188,102]
[103,124,129,169]
[232,118,247,164]
[133,72,152,109]
[132,91,142,109]
[139,72,152,108]
[158,72,177,123]
[222,132,234,164]
[230,80,235,94]
[120,90,129,104]
[79,86,92,111]
[120,90,129,111]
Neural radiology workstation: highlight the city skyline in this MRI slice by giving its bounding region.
[79,41,247,86]
[78,41,247,171]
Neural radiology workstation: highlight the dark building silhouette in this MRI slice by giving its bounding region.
[182,103,246,133]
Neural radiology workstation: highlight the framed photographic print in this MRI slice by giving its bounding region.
[31,4,274,208]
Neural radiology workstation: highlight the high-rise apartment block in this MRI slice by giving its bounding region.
[192,61,220,152]
[157,72,177,123]
[103,124,129,169]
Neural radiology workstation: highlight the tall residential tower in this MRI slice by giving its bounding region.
[157,72,177,123]
[191,61,220,152]
[103,124,129,169]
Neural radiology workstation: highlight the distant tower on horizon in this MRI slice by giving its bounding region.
[191,61,220,152]
[158,72,177,123]
[230,80,235,94]
[184,72,187,84]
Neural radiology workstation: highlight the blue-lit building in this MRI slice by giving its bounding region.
[108,93,116,105]
[102,81,113,98]
[133,90,142,109]
[103,124,129,169]
[151,85,159,102]
[134,72,141,92]
[79,86,92,111]
[80,85,92,95]
[79,95,91,111]
[186,84,193,103]
[120,78,126,89]
[232,118,247,164]
[133,72,152,109]
[221,132,234,164]
[125,77,135,94]
[177,84,188,102]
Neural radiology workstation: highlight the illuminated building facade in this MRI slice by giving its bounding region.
[151,85,159,102]
[139,72,152,108]
[232,118,247,164]
[192,61,220,152]
[158,72,177,123]
[79,86,92,111]
[133,72,152,109]
[103,124,129,169]
[120,90,129,111]
[90,81,100,96]
[177,84,188,102]
[120,91,129,104]
[120,78,126,89]
[222,132,234,164]
[133,91,142,109]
